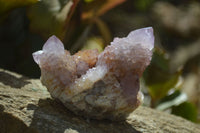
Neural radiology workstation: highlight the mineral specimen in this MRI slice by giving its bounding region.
[33,27,154,121]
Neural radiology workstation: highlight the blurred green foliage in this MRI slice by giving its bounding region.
[144,48,181,101]
[143,47,198,122]
[28,0,74,39]
[172,102,198,122]
[0,0,39,15]
[134,0,155,11]
[0,0,199,123]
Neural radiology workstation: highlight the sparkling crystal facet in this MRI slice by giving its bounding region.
[33,27,154,121]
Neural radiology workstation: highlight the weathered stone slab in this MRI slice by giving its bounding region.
[0,68,199,133]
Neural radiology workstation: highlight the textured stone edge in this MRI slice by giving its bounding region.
[0,68,200,133]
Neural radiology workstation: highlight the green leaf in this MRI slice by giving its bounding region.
[156,90,187,111]
[27,0,75,40]
[147,71,181,100]
[94,17,112,46]
[143,48,182,100]
[84,0,94,3]
[172,102,198,122]
[134,0,154,11]
[0,0,39,15]
[81,37,104,52]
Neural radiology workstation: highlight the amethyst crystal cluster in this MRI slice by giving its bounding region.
[33,27,154,120]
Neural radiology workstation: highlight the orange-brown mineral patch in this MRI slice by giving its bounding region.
[73,49,99,68]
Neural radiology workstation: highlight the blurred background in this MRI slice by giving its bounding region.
[0,0,200,123]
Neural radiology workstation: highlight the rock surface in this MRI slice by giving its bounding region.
[0,68,200,133]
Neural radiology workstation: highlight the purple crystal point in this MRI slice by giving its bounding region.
[42,35,65,54]
[127,27,154,50]
[32,35,65,66]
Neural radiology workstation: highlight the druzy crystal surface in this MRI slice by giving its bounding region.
[33,27,154,121]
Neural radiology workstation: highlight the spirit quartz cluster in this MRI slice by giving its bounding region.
[33,27,154,121]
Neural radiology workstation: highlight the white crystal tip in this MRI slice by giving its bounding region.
[32,50,43,65]
[42,35,65,54]
[127,27,154,50]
